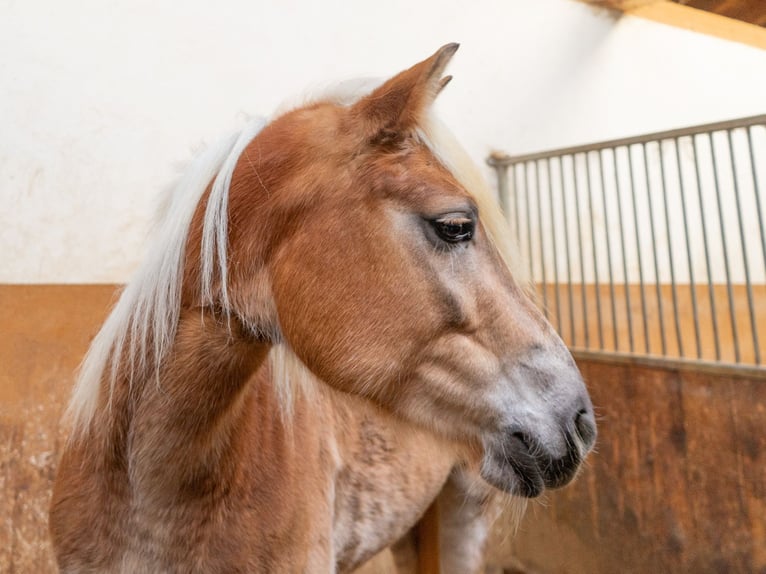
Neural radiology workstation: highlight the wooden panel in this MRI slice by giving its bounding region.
[417,502,441,574]
[0,284,118,573]
[632,1,766,50]
[581,0,766,26]
[676,0,766,27]
[488,357,766,573]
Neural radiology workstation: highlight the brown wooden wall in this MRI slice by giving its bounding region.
[489,355,766,574]
[0,284,118,572]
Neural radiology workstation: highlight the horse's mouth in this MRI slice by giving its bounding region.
[480,432,585,498]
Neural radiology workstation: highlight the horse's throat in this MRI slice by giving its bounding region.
[125,309,269,497]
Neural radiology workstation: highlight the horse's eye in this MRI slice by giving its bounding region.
[431,216,475,243]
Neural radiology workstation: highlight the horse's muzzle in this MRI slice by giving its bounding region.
[481,404,597,498]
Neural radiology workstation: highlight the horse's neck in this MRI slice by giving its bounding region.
[63,308,461,571]
[124,308,269,501]
[321,387,462,570]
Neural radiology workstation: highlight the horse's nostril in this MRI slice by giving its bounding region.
[574,408,597,448]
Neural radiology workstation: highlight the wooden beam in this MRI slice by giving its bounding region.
[580,0,663,9]
[580,0,766,30]
[576,0,766,50]
[631,1,766,50]
[417,502,441,574]
[676,0,766,28]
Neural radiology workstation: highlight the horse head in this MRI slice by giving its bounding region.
[189,44,596,498]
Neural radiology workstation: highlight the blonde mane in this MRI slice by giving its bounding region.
[67,90,522,436]
[67,117,272,434]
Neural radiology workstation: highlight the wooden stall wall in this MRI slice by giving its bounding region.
[0,285,118,573]
[489,356,766,574]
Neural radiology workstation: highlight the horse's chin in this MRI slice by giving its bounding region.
[479,432,584,498]
[479,448,546,498]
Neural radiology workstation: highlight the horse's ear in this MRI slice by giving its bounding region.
[351,43,459,140]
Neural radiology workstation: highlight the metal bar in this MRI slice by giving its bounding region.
[627,145,651,354]
[494,163,510,218]
[746,127,766,364]
[747,127,766,273]
[643,143,668,355]
[674,137,702,358]
[709,132,741,363]
[612,147,634,352]
[691,136,721,361]
[585,152,605,349]
[524,162,535,281]
[492,116,766,367]
[546,159,563,333]
[512,165,522,247]
[559,156,577,346]
[727,129,760,365]
[598,151,619,351]
[488,114,766,166]
[572,154,590,348]
[536,160,549,319]
[658,140,685,357]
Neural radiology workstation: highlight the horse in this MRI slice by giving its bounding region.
[49,44,596,573]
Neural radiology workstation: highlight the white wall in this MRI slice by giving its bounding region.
[2,0,766,282]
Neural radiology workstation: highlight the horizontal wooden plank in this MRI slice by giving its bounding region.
[578,0,766,50]
[581,0,766,27]
[675,0,766,27]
